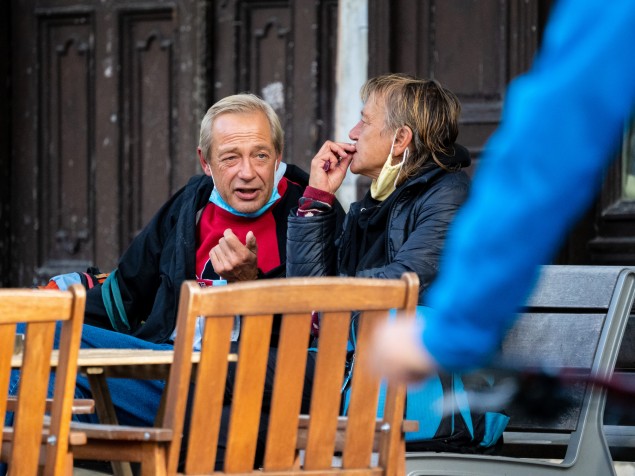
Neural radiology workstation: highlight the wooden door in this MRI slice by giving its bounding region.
[0,2,10,284]
[368,0,551,173]
[366,0,635,266]
[4,0,338,287]
[7,0,204,286]
[209,0,338,168]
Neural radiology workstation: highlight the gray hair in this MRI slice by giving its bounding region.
[198,93,284,164]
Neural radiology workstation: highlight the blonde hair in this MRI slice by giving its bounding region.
[198,93,284,164]
[360,74,461,185]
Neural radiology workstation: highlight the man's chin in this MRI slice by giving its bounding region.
[229,200,265,215]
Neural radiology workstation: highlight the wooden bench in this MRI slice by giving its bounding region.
[405,265,635,476]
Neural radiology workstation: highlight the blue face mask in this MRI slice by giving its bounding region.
[209,162,286,218]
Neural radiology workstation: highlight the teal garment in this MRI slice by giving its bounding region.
[343,307,508,450]
[423,0,635,371]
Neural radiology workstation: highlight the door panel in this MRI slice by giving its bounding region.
[211,0,338,168]
[38,11,95,278]
[9,0,203,286]
[369,0,542,171]
[0,2,10,286]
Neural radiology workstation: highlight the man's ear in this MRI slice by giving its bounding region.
[275,152,283,171]
[198,148,211,176]
[394,126,414,158]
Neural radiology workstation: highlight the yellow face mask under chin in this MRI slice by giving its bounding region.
[370,132,409,201]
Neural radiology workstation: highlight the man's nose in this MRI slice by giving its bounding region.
[237,157,257,179]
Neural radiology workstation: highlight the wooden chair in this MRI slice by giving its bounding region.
[0,283,86,476]
[180,272,419,475]
[69,273,418,476]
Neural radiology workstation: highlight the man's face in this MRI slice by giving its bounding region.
[203,111,281,214]
[348,93,393,179]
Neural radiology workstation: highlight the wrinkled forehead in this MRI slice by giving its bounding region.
[211,111,275,149]
[363,93,388,126]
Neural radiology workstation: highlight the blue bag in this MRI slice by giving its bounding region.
[342,306,509,454]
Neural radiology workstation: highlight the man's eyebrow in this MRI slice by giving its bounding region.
[217,143,274,154]
[217,146,239,155]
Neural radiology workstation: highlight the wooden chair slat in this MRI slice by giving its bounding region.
[0,325,15,461]
[264,312,312,470]
[377,274,418,476]
[225,314,274,472]
[342,311,385,468]
[303,311,352,470]
[184,315,234,473]
[12,321,57,474]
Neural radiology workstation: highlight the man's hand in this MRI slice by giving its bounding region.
[370,318,437,383]
[210,229,258,282]
[309,140,356,194]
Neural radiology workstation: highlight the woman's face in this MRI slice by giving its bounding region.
[348,93,393,180]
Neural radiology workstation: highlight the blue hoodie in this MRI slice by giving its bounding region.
[423,0,635,371]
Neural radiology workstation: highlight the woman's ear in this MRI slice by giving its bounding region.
[394,126,414,158]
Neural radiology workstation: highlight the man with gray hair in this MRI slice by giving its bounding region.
[8,94,325,472]
[83,93,312,342]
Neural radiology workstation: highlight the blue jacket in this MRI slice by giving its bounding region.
[423,0,635,371]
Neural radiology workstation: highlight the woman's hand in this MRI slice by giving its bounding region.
[308,140,356,194]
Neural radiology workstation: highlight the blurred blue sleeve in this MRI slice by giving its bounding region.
[423,0,635,371]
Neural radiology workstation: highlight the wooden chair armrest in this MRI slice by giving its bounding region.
[297,415,418,432]
[69,421,173,442]
[7,396,95,415]
[296,415,418,452]
[2,427,86,446]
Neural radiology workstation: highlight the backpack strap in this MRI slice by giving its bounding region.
[101,269,131,332]
[452,373,475,439]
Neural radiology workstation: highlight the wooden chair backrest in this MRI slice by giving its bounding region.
[0,283,85,476]
[170,273,419,476]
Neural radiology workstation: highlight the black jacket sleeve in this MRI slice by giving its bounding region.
[83,180,196,332]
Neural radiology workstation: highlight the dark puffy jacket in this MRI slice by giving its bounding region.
[84,164,310,343]
[287,146,471,303]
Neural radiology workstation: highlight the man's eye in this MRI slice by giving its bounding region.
[256,153,268,160]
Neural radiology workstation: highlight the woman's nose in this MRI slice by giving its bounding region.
[349,121,361,140]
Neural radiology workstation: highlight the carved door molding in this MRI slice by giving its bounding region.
[209,0,338,168]
[8,0,204,285]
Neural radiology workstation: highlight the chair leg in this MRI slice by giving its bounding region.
[64,453,74,476]
[140,444,167,476]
